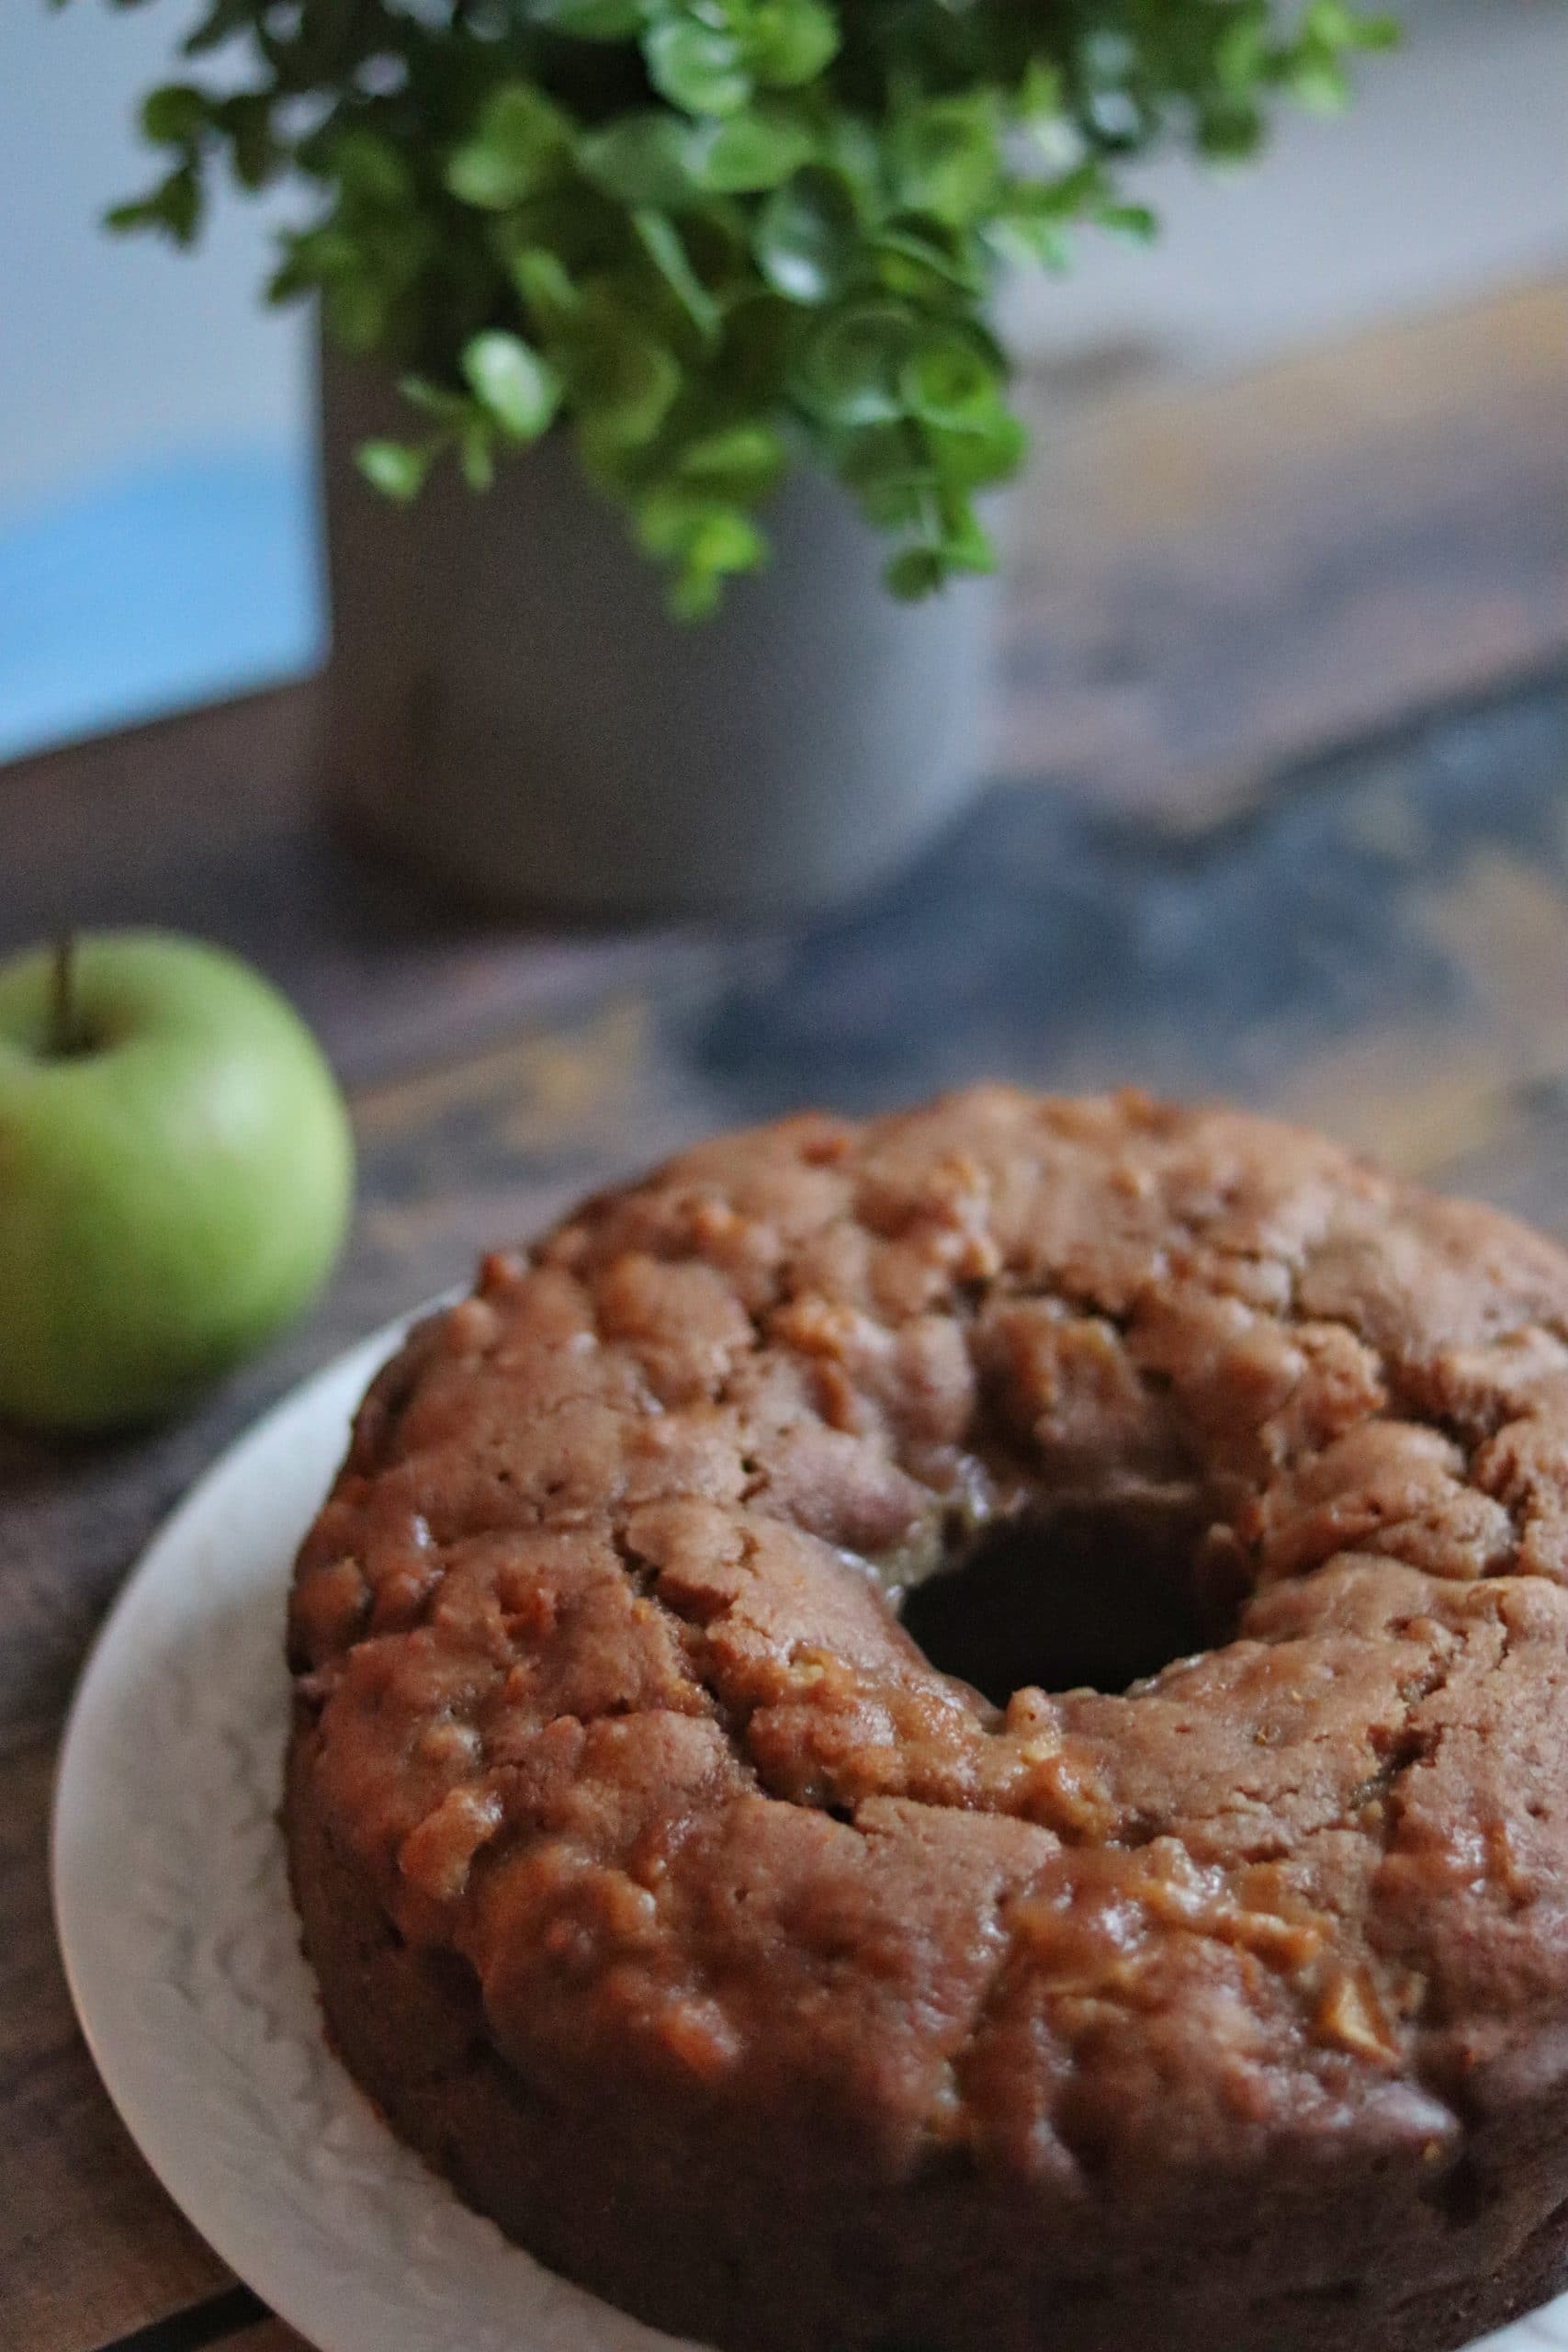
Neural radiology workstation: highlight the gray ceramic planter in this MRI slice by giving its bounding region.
[318,343,996,919]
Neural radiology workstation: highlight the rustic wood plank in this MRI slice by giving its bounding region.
[1002,277,1568,818]
[80,2290,269,2352]
[1,1735,235,2352]
[225,2324,315,2352]
[0,681,716,1092]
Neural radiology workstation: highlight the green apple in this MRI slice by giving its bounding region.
[0,931,355,1431]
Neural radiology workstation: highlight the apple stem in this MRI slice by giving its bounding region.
[50,932,80,1058]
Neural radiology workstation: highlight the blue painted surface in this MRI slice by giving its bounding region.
[688,681,1568,1124]
[0,445,323,763]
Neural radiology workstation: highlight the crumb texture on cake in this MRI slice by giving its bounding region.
[286,1087,1568,2352]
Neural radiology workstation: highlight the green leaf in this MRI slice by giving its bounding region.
[668,570,723,619]
[636,492,700,558]
[575,327,682,448]
[1097,199,1156,243]
[581,114,699,209]
[181,0,255,52]
[506,244,582,326]
[687,505,767,572]
[106,163,200,244]
[899,331,995,429]
[747,0,838,88]
[400,375,470,423]
[446,85,572,209]
[794,303,914,425]
[1017,57,1065,133]
[634,210,723,339]
[675,421,786,499]
[885,545,946,599]
[640,496,768,616]
[688,107,814,193]
[855,476,936,532]
[935,499,996,573]
[645,18,751,117]
[1303,1,1400,50]
[356,439,431,501]
[1198,100,1266,161]
[819,114,881,198]
[833,422,935,527]
[873,221,986,303]
[989,157,1153,266]
[1215,15,1268,93]
[528,0,646,34]
[1288,55,1350,112]
[987,215,1065,273]
[890,96,1000,227]
[325,275,392,352]
[1288,2,1400,112]
[220,96,278,191]
[458,418,497,491]
[141,82,209,148]
[755,165,859,303]
[267,222,356,301]
[718,288,799,406]
[925,407,1027,488]
[330,129,412,209]
[461,330,560,439]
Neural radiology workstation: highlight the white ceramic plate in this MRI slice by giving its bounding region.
[51,1311,1568,2352]
[52,1307,694,2352]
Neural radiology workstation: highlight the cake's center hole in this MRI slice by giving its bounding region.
[897,1499,1226,1704]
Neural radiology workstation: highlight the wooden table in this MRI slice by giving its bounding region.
[4,278,1566,2352]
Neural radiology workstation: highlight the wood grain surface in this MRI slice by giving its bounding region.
[2,277,1565,2352]
[1003,278,1568,818]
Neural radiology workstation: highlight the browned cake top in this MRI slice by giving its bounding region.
[288,1087,1568,2190]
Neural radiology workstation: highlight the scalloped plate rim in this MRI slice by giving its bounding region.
[51,1301,694,2352]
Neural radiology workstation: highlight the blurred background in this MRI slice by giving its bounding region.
[3,0,1565,763]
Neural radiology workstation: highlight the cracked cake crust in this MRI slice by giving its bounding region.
[286,1087,1568,2350]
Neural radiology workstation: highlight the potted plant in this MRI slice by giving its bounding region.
[74,0,1394,915]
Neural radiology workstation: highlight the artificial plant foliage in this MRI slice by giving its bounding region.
[68,0,1396,614]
